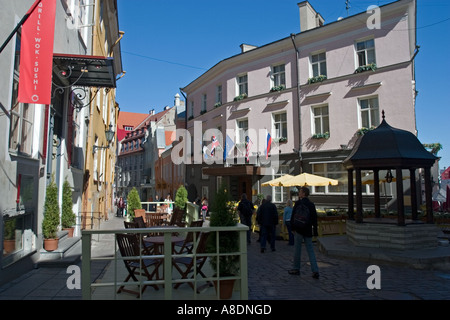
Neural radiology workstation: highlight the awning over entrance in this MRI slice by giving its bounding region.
[202,165,261,176]
[53,54,117,88]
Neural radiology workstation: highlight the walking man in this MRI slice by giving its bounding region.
[288,186,319,279]
[256,195,278,253]
[237,193,254,244]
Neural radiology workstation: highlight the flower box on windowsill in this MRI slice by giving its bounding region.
[307,75,327,84]
[200,110,207,115]
[355,63,377,74]
[312,132,330,139]
[214,102,222,108]
[275,137,288,143]
[188,115,194,120]
[357,126,376,136]
[233,93,247,101]
[270,85,286,93]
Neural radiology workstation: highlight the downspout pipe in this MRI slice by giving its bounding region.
[179,89,188,131]
[290,33,303,173]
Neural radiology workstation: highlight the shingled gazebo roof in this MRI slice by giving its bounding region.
[343,111,437,226]
[344,113,438,169]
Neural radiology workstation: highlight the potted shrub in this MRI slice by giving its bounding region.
[3,218,16,254]
[61,179,76,237]
[206,184,240,299]
[168,185,189,226]
[42,177,60,251]
[175,185,188,210]
[127,187,142,221]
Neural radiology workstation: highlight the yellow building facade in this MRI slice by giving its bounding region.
[82,0,123,229]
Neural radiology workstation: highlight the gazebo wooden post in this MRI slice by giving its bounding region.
[355,168,363,223]
[348,169,354,220]
[396,167,405,226]
[424,167,434,224]
[374,169,381,218]
[409,168,418,221]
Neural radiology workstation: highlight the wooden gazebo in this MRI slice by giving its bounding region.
[343,112,438,226]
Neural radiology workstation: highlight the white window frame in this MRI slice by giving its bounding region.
[358,96,380,129]
[216,85,222,105]
[237,74,248,96]
[312,104,329,135]
[273,165,290,203]
[9,32,34,157]
[273,112,287,140]
[311,162,350,195]
[311,51,327,78]
[236,118,248,145]
[201,94,207,112]
[271,64,286,87]
[355,38,376,67]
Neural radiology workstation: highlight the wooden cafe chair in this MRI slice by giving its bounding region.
[115,233,161,298]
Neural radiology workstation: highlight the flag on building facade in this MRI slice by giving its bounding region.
[202,146,209,160]
[245,136,253,162]
[223,134,235,161]
[18,0,57,105]
[210,136,219,156]
[266,132,272,159]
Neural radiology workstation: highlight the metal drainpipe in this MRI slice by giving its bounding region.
[179,89,188,131]
[290,33,303,173]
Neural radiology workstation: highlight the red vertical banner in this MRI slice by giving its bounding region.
[18,0,56,105]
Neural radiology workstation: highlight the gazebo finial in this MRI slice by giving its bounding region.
[382,110,385,120]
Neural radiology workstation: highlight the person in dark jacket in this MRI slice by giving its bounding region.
[288,186,319,279]
[256,195,278,253]
[237,193,254,244]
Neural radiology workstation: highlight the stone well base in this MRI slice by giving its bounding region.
[346,220,440,250]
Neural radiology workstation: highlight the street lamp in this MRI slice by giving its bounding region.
[385,169,394,183]
[93,124,115,153]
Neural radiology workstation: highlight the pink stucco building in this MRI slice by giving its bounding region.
[181,0,418,207]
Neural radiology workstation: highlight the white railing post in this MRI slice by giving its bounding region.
[81,231,92,300]
[239,226,249,299]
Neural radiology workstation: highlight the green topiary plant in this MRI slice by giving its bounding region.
[42,177,60,239]
[127,187,142,219]
[174,185,188,210]
[4,219,16,240]
[206,184,240,276]
[61,179,76,229]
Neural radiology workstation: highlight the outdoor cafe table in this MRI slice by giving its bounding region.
[143,235,185,255]
[143,234,186,286]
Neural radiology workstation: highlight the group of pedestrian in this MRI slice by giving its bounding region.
[115,197,125,217]
[237,186,320,279]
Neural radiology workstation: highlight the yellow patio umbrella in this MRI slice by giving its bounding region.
[280,172,339,187]
[261,174,294,187]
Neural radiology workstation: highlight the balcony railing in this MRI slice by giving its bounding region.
[81,224,249,300]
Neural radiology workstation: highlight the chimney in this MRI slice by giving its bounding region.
[240,43,258,53]
[174,93,180,107]
[298,1,324,32]
[149,109,155,115]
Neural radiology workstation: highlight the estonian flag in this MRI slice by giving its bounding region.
[266,132,272,159]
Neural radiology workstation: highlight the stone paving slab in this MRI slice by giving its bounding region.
[1,216,450,300]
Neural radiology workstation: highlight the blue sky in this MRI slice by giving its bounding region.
[115,0,450,170]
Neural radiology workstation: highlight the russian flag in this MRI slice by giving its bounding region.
[266,132,272,159]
